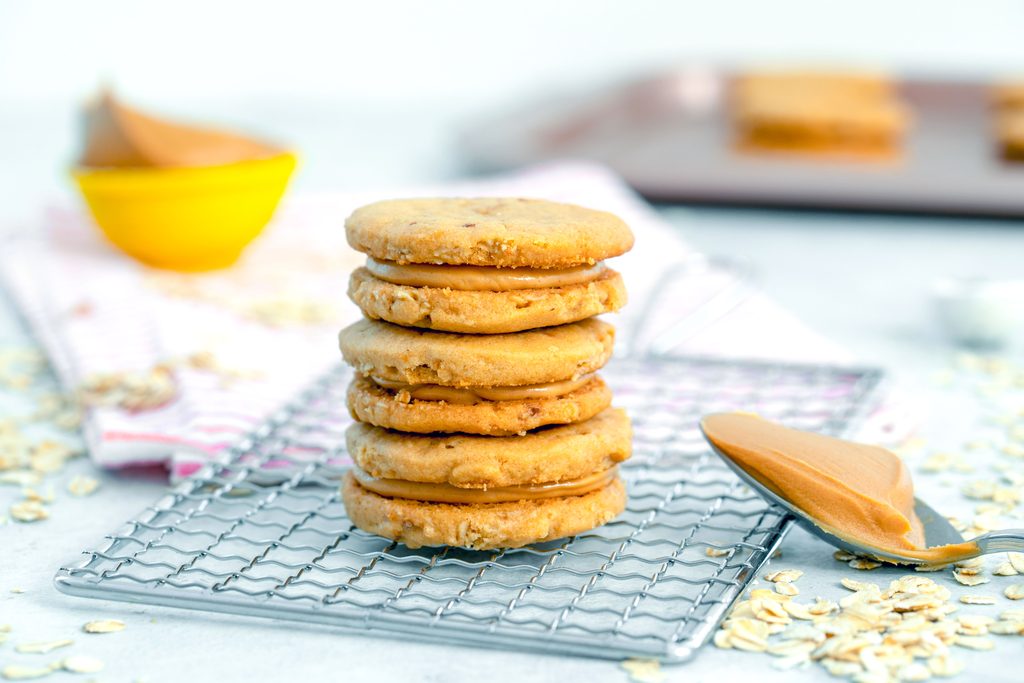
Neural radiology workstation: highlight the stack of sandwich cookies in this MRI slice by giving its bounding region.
[338,197,634,550]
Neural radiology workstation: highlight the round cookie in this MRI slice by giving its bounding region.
[348,266,627,334]
[345,197,635,268]
[347,407,631,486]
[342,473,626,550]
[346,374,612,436]
[338,317,614,387]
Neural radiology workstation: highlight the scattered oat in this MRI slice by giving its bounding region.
[1005,584,1024,600]
[952,570,989,587]
[774,581,800,597]
[781,601,813,620]
[723,617,770,652]
[765,569,803,583]
[834,550,858,562]
[927,654,964,677]
[994,561,1019,576]
[9,500,48,523]
[0,664,58,680]
[82,619,125,634]
[705,547,730,557]
[841,578,879,592]
[10,587,25,594]
[66,475,99,497]
[849,558,882,571]
[78,364,177,412]
[960,595,997,605]
[956,614,994,636]
[713,628,733,649]
[15,639,73,654]
[989,620,1024,635]
[1009,553,1024,573]
[0,470,41,487]
[807,598,839,616]
[620,658,664,683]
[60,656,104,675]
[953,635,994,650]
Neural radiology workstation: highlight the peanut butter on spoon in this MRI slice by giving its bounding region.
[701,412,979,564]
[79,90,281,168]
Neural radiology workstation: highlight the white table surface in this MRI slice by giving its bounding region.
[2,102,1024,683]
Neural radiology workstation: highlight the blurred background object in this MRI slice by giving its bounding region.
[73,92,295,270]
[5,0,1024,226]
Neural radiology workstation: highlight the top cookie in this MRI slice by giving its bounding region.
[345,197,635,268]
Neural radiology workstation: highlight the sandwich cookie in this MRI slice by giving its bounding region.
[345,197,632,333]
[338,317,615,435]
[341,408,631,549]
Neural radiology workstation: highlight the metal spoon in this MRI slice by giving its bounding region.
[700,426,1024,564]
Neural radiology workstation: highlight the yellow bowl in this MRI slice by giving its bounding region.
[71,152,297,271]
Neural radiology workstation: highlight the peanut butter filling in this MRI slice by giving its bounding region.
[370,373,595,404]
[351,465,618,504]
[365,257,606,291]
[702,413,980,563]
[80,90,281,168]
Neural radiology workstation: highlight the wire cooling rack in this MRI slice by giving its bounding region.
[55,355,883,662]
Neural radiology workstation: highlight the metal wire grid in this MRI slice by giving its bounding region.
[55,356,883,662]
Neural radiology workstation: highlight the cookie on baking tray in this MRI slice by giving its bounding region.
[731,70,911,159]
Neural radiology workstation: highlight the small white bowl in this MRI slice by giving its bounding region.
[931,277,1024,348]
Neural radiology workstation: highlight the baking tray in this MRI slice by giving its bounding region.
[460,68,1024,216]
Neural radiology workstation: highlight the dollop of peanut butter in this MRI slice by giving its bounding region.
[702,412,979,563]
[79,91,281,168]
[371,373,595,404]
[351,465,618,504]
[365,258,606,291]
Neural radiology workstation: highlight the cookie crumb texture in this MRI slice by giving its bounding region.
[348,267,627,333]
[338,317,615,387]
[345,197,635,268]
[342,473,627,550]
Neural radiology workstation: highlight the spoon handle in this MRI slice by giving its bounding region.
[974,530,1024,554]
